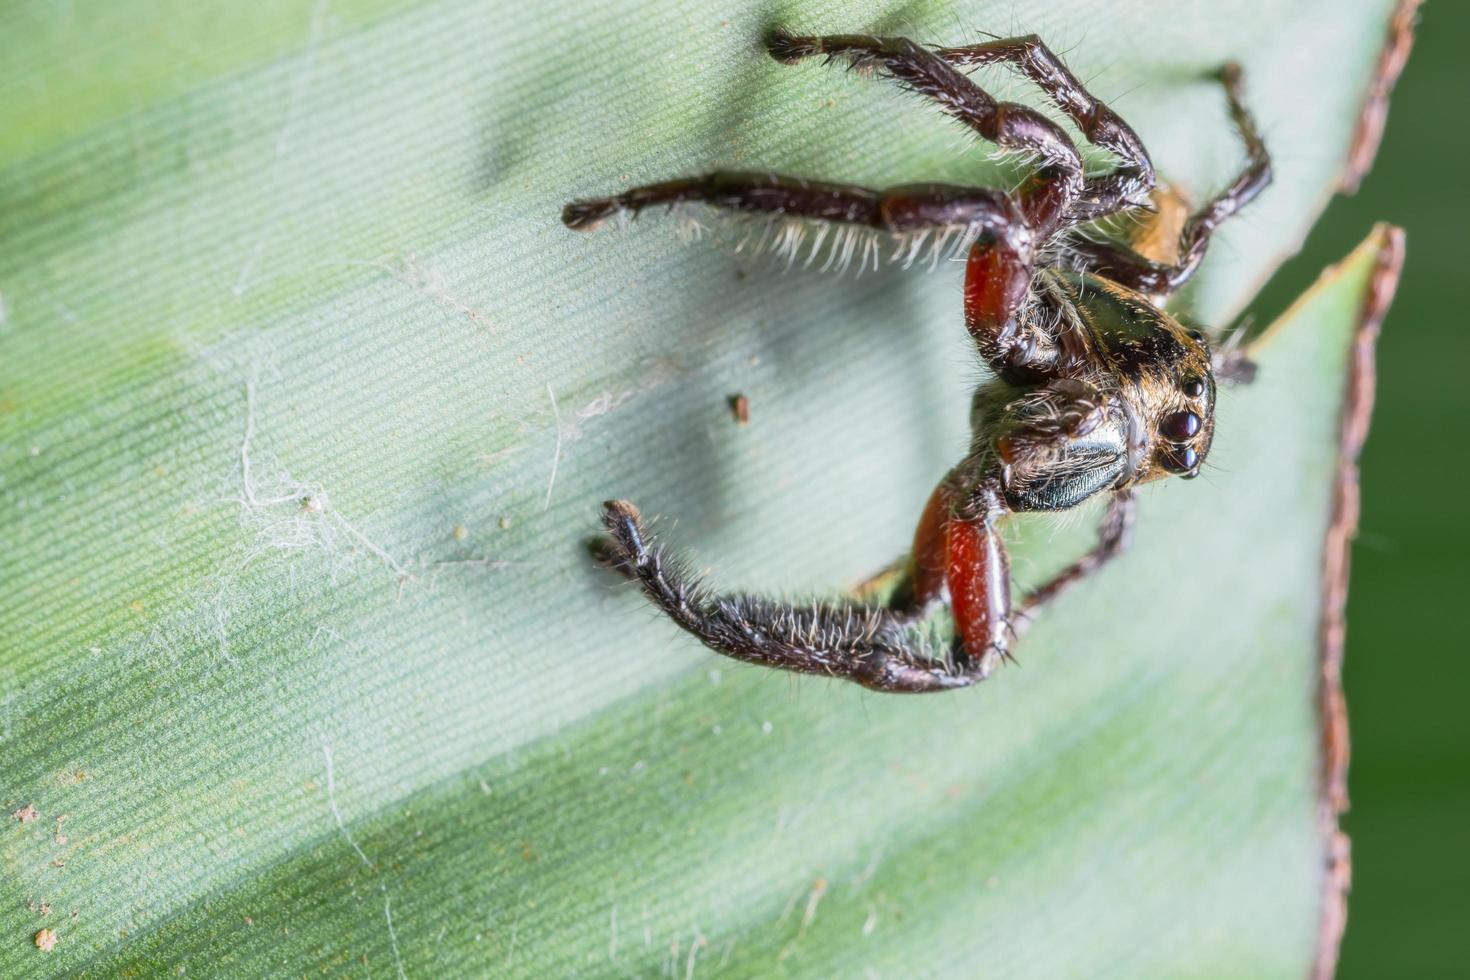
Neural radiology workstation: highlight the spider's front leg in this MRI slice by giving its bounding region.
[906,474,1138,666]
[908,479,1014,666]
[599,501,986,693]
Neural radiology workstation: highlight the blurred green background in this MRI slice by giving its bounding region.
[1252,2,1469,975]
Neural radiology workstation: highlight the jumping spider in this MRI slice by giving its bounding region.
[562,30,1270,693]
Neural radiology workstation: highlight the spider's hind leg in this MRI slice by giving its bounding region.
[935,34,1157,220]
[599,501,983,693]
[764,30,1082,198]
[1064,63,1272,297]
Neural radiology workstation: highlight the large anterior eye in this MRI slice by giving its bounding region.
[1161,410,1201,441]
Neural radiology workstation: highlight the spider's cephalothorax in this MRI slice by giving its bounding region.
[974,268,1218,516]
[563,31,1270,693]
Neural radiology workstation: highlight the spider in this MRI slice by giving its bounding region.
[561,30,1271,693]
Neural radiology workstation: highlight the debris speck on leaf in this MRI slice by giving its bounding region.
[34,928,57,952]
[729,394,750,424]
[12,804,38,824]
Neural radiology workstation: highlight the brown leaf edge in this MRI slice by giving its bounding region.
[1310,224,1405,980]
[1341,0,1422,193]
[1229,0,1419,321]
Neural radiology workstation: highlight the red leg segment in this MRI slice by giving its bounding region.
[965,244,1031,345]
[909,481,951,608]
[911,482,1013,665]
[965,233,1074,382]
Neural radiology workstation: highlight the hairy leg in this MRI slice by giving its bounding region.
[935,34,1155,220]
[563,171,1022,245]
[1065,63,1272,296]
[599,500,986,692]
[767,30,1083,229]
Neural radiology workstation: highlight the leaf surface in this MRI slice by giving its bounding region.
[0,1,1401,975]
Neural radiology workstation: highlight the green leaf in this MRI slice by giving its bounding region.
[0,1,1401,975]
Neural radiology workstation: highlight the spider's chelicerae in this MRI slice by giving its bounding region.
[562,30,1271,693]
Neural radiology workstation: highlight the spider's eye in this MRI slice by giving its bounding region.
[1161,410,1201,442]
[1164,445,1199,474]
[1180,375,1207,399]
[1187,328,1207,343]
